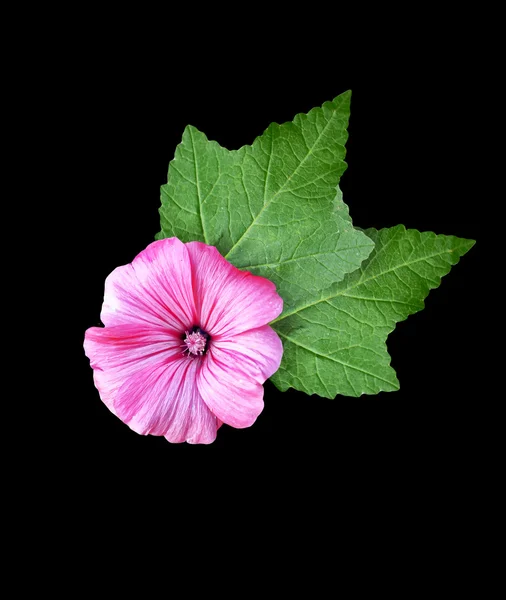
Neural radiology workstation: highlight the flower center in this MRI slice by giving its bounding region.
[183,326,209,356]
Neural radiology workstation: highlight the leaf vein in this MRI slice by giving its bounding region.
[225,105,341,259]
[276,330,397,388]
[189,127,208,244]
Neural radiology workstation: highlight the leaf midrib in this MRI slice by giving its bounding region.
[275,330,399,389]
[224,103,343,260]
[244,243,374,270]
[189,127,208,244]
[271,246,460,324]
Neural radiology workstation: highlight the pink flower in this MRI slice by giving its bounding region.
[84,238,283,444]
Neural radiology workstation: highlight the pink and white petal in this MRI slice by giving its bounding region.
[185,242,283,338]
[212,326,283,382]
[84,324,181,413]
[101,238,197,331]
[115,357,219,444]
[197,346,265,429]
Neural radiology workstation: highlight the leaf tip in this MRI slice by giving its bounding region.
[450,236,476,258]
[333,89,352,108]
[184,123,207,140]
[464,238,476,252]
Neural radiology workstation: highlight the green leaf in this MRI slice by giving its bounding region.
[157,91,375,315]
[270,226,475,398]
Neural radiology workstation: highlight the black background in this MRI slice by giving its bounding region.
[63,47,483,485]
[15,13,496,588]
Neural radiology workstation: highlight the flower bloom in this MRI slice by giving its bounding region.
[84,238,283,444]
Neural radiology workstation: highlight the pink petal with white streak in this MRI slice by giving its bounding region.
[185,242,283,338]
[213,326,283,381]
[196,326,282,429]
[84,324,181,413]
[115,357,219,444]
[101,238,196,331]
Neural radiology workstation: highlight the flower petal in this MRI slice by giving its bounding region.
[212,325,283,381]
[185,242,283,338]
[115,357,219,444]
[197,328,281,428]
[84,324,180,413]
[101,238,196,331]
